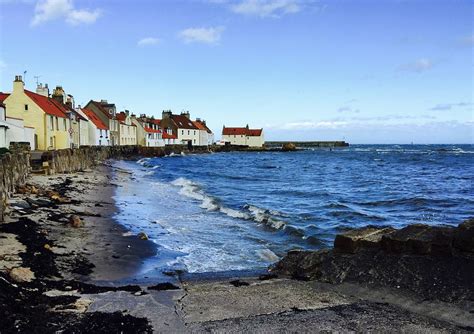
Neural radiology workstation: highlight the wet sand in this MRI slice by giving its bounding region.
[26,164,158,283]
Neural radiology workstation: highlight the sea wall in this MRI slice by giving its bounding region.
[0,151,30,221]
[36,145,210,174]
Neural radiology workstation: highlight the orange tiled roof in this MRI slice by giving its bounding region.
[222,127,262,136]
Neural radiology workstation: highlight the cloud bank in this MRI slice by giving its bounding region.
[31,0,101,26]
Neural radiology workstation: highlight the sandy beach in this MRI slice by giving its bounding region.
[0,161,473,333]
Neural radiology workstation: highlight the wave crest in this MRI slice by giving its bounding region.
[171,177,287,230]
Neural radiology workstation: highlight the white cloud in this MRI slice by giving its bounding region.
[337,106,360,113]
[137,37,161,47]
[31,0,101,26]
[179,26,224,44]
[269,120,348,130]
[398,58,434,73]
[429,102,473,111]
[66,8,101,25]
[231,0,301,18]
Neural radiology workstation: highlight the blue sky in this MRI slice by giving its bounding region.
[0,0,472,143]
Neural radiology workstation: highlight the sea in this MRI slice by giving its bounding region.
[112,144,474,276]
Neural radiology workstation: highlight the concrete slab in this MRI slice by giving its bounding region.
[180,278,351,324]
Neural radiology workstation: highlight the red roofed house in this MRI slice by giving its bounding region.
[84,100,120,146]
[160,110,200,147]
[116,111,137,145]
[222,125,264,147]
[133,115,164,147]
[1,75,71,150]
[50,86,90,148]
[80,107,110,146]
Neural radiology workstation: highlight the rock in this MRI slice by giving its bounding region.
[137,232,148,240]
[271,249,328,280]
[26,197,52,208]
[453,218,474,253]
[282,142,297,152]
[48,191,70,204]
[69,215,83,228]
[381,224,430,254]
[9,267,35,283]
[334,227,395,254]
[9,199,31,210]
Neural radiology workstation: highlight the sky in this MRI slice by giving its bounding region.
[0,0,472,144]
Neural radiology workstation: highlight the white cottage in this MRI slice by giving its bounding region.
[82,107,110,146]
[0,100,35,149]
[222,125,264,147]
[192,119,214,146]
[160,111,200,146]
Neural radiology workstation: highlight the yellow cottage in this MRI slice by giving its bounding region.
[1,76,71,150]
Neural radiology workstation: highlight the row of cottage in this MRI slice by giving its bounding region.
[0,75,265,151]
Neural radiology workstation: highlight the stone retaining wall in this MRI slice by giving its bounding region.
[0,151,30,221]
[39,145,210,174]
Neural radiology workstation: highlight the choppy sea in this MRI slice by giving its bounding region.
[112,144,474,275]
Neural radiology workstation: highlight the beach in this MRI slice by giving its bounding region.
[0,157,473,332]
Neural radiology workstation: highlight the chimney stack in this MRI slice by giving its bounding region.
[181,111,190,119]
[162,110,172,119]
[36,83,50,97]
[13,75,24,94]
[52,86,66,104]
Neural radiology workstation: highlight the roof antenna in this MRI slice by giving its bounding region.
[34,75,42,85]
[23,70,27,85]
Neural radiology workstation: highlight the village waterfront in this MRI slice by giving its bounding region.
[1,143,473,332]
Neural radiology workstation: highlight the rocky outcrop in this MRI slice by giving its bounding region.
[272,219,474,303]
[281,143,297,152]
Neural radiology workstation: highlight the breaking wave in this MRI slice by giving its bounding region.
[171,177,288,230]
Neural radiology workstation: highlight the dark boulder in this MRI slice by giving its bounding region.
[281,142,297,152]
[334,227,395,253]
[453,218,474,253]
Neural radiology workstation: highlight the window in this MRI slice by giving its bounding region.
[194,131,196,135]
[63,118,67,130]
[181,130,184,135]
[187,130,190,135]
[50,116,54,130]
[55,118,59,131]
[24,104,28,111]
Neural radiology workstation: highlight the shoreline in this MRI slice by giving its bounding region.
[1,161,473,332]
[27,163,158,284]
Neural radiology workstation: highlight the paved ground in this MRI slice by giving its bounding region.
[80,277,473,333]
